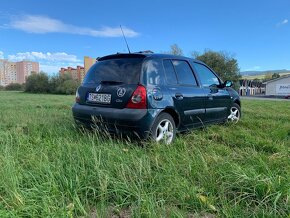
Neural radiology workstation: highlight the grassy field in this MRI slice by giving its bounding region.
[0,91,289,217]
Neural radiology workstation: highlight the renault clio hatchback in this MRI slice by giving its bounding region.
[72,52,241,144]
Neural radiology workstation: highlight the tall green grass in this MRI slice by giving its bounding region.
[0,91,289,217]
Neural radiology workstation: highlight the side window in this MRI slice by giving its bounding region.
[163,60,177,85]
[172,60,197,86]
[192,63,220,87]
[144,59,165,85]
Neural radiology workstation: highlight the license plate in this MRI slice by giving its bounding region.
[87,93,111,104]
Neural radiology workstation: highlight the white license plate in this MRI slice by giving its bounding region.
[87,93,111,104]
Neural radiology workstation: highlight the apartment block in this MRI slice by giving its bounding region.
[0,60,17,86]
[0,59,39,86]
[84,56,97,73]
[60,66,85,81]
[16,61,40,84]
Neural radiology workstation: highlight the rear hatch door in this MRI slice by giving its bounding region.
[78,57,144,109]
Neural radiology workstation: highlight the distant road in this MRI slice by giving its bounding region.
[241,96,290,101]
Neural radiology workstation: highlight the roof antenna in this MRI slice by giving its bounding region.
[120,25,131,54]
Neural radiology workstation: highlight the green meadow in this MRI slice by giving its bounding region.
[0,91,289,217]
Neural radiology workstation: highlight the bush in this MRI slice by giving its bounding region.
[25,72,80,95]
[56,79,80,95]
[5,83,24,91]
[25,73,50,93]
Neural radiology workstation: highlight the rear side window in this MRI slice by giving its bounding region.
[163,60,178,85]
[144,59,165,85]
[192,62,220,87]
[172,60,197,86]
[83,58,143,84]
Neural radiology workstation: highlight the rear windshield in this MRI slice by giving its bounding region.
[83,58,143,84]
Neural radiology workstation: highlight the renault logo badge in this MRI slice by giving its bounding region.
[117,88,126,97]
[95,84,101,92]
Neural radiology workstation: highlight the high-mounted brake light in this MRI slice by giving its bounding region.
[126,85,147,109]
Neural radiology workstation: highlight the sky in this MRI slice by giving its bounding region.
[0,0,289,74]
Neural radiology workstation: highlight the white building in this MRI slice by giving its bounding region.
[263,75,290,96]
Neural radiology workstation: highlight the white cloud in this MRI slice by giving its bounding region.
[7,51,83,74]
[0,51,4,59]
[282,19,288,24]
[40,64,78,75]
[277,19,288,27]
[8,14,139,37]
[8,51,81,63]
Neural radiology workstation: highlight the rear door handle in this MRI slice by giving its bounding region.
[175,93,183,100]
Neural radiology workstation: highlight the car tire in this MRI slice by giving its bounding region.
[227,103,241,123]
[150,113,176,144]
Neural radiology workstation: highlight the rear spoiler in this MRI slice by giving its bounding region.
[98,53,147,61]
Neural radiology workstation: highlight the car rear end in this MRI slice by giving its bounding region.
[72,54,154,138]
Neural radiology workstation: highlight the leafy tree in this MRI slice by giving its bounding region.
[272,72,280,79]
[25,73,50,93]
[169,44,183,56]
[192,50,241,83]
[25,71,80,95]
[263,73,272,82]
[5,83,23,91]
[49,73,73,94]
[56,79,80,95]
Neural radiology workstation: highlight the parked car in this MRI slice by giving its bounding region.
[72,52,241,144]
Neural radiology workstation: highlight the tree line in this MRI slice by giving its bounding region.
[0,72,80,95]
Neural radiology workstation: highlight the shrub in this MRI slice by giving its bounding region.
[5,83,24,91]
[25,73,50,93]
[25,72,80,95]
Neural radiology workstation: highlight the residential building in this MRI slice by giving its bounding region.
[239,79,265,96]
[16,61,39,84]
[0,60,18,86]
[84,56,97,73]
[263,75,290,96]
[59,66,85,81]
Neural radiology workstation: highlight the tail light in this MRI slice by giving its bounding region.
[126,85,147,109]
[75,89,80,103]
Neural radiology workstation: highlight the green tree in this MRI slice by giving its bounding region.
[192,50,241,83]
[25,73,50,93]
[263,73,272,82]
[56,79,80,95]
[272,72,280,79]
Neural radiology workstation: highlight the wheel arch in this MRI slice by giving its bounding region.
[233,98,241,107]
[160,107,180,128]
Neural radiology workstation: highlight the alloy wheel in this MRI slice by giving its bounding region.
[155,119,174,144]
[228,106,240,122]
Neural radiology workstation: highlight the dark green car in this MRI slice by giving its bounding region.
[72,52,241,144]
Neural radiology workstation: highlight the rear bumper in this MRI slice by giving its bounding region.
[72,103,157,138]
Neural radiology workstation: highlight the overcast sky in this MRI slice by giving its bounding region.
[0,0,289,74]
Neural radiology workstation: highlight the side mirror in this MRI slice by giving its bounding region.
[224,80,233,87]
